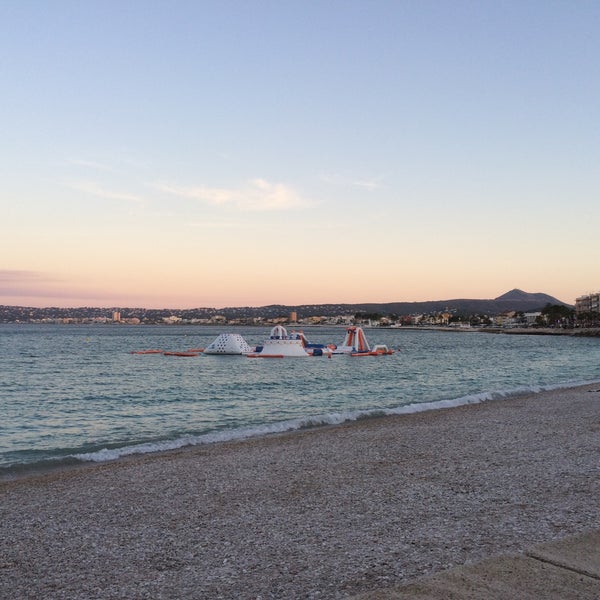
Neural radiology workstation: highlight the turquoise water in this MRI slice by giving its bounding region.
[1,324,599,475]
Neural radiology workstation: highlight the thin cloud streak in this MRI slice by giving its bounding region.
[0,269,57,283]
[0,270,64,300]
[67,159,113,171]
[320,173,385,190]
[0,270,140,305]
[188,221,248,229]
[65,181,143,203]
[157,178,314,211]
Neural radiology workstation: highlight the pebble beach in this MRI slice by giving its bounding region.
[1,384,599,599]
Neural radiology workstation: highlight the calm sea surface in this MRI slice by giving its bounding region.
[1,324,599,476]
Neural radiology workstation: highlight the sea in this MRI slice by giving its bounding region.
[1,324,599,478]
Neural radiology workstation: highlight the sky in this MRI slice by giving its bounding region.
[1,1,599,308]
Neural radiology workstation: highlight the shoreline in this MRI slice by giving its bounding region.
[3,379,597,483]
[479,326,600,337]
[405,325,600,337]
[2,383,599,598]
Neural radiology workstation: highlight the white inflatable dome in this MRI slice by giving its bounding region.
[203,333,254,355]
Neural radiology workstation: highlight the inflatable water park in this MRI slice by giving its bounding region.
[131,326,394,358]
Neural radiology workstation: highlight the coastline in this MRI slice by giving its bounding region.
[407,325,600,337]
[1,383,599,598]
[2,380,595,481]
[479,326,600,337]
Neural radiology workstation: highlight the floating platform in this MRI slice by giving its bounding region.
[203,333,254,355]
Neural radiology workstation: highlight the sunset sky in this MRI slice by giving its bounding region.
[2,2,598,308]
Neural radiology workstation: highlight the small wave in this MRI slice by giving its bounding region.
[0,455,85,481]
[69,380,596,465]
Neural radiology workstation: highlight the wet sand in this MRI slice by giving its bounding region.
[1,384,599,599]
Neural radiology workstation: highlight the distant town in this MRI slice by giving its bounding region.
[1,290,598,330]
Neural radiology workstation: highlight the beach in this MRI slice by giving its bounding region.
[1,384,599,599]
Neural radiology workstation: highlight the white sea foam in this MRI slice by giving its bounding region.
[5,325,599,475]
[72,380,595,464]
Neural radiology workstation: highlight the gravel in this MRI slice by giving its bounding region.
[1,384,599,599]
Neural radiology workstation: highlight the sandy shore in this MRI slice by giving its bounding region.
[1,384,599,599]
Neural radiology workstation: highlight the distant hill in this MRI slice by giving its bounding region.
[494,289,564,305]
[284,289,571,318]
[0,289,571,322]
[213,289,569,319]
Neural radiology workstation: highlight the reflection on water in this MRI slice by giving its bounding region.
[0,324,598,470]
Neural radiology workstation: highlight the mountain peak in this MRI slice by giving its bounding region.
[494,289,564,305]
[496,289,532,301]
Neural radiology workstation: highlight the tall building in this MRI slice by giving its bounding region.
[575,292,599,315]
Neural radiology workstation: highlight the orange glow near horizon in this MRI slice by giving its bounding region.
[2,4,598,311]
[0,271,582,310]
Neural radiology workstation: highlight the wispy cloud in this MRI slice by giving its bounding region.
[157,178,313,211]
[66,154,152,173]
[320,173,385,190]
[0,270,132,304]
[351,179,381,190]
[66,181,143,203]
[0,269,62,299]
[67,158,113,171]
[0,269,55,283]
[188,221,247,229]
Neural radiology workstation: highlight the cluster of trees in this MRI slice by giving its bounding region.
[574,310,600,328]
[354,311,386,322]
[356,304,599,329]
[537,303,598,328]
[518,304,597,328]
[448,314,492,326]
[540,304,575,326]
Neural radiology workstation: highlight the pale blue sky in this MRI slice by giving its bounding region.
[1,1,598,307]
